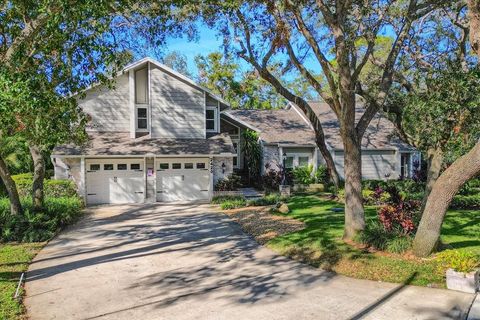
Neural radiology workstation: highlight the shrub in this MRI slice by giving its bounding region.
[247,193,285,206]
[211,195,245,204]
[214,174,242,191]
[436,250,479,273]
[220,199,247,210]
[386,236,413,254]
[0,196,83,242]
[262,169,283,191]
[362,188,392,205]
[11,174,78,198]
[451,194,480,209]
[357,221,413,254]
[313,165,329,185]
[292,165,315,185]
[357,221,391,251]
[378,200,420,235]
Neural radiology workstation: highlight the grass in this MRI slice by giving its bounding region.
[266,195,480,287]
[0,243,44,320]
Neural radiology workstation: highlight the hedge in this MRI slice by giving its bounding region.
[0,196,84,242]
[11,173,77,198]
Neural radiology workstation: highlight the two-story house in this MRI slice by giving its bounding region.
[53,57,420,206]
[52,57,236,205]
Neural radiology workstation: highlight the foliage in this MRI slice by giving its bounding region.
[220,198,247,210]
[0,197,83,242]
[211,195,245,204]
[195,52,289,109]
[242,130,261,183]
[390,66,480,162]
[162,51,191,77]
[451,194,480,209]
[436,250,479,273]
[247,193,285,206]
[262,168,284,191]
[266,195,468,286]
[292,165,329,185]
[386,236,414,254]
[378,201,421,236]
[1,243,43,320]
[362,188,392,205]
[0,135,32,175]
[292,165,315,185]
[214,174,242,191]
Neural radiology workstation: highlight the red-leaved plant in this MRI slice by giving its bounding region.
[378,200,420,235]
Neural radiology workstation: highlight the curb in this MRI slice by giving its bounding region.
[468,294,479,320]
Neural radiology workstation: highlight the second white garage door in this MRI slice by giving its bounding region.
[334,150,397,180]
[156,158,210,202]
[85,159,145,205]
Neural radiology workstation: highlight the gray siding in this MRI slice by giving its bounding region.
[150,65,205,138]
[334,150,398,180]
[80,74,130,132]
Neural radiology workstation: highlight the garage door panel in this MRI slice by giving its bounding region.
[86,159,145,205]
[156,158,210,202]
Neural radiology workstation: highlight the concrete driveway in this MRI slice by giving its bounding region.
[25,204,474,320]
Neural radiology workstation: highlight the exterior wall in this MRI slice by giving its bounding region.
[53,157,84,197]
[150,65,205,138]
[262,145,282,174]
[333,150,398,180]
[80,74,130,132]
[212,157,234,185]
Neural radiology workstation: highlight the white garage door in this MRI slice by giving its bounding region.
[156,158,210,202]
[86,159,145,205]
[334,150,397,180]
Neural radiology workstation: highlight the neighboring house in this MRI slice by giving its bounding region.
[222,101,420,181]
[53,57,419,205]
[53,57,236,205]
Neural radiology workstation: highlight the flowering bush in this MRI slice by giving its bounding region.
[378,200,420,235]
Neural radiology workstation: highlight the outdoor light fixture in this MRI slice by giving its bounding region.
[222,162,226,174]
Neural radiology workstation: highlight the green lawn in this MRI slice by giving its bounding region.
[267,195,479,287]
[0,243,44,320]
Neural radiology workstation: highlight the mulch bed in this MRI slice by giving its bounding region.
[222,206,305,244]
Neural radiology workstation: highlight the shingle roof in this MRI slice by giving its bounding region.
[308,102,413,150]
[223,103,414,151]
[53,132,236,156]
[223,108,317,146]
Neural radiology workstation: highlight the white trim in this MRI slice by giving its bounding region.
[288,101,314,130]
[124,57,230,106]
[232,139,240,169]
[148,62,152,136]
[206,106,218,133]
[129,70,135,139]
[203,92,207,139]
[221,118,241,136]
[52,153,236,159]
[221,111,261,132]
[135,105,149,131]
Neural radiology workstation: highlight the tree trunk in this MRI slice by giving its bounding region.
[29,144,45,211]
[420,148,443,214]
[468,0,480,59]
[342,132,365,240]
[413,141,480,257]
[315,136,340,190]
[0,155,23,215]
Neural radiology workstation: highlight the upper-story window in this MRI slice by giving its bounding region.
[135,67,148,104]
[136,107,148,130]
[206,107,218,132]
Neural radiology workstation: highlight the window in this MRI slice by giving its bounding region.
[135,67,148,104]
[136,107,148,130]
[104,164,114,170]
[184,163,193,169]
[89,164,100,171]
[130,163,141,170]
[117,164,127,170]
[233,141,239,168]
[206,107,217,132]
[159,163,169,170]
[298,156,309,167]
[284,157,294,169]
[172,163,181,169]
[196,163,206,169]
